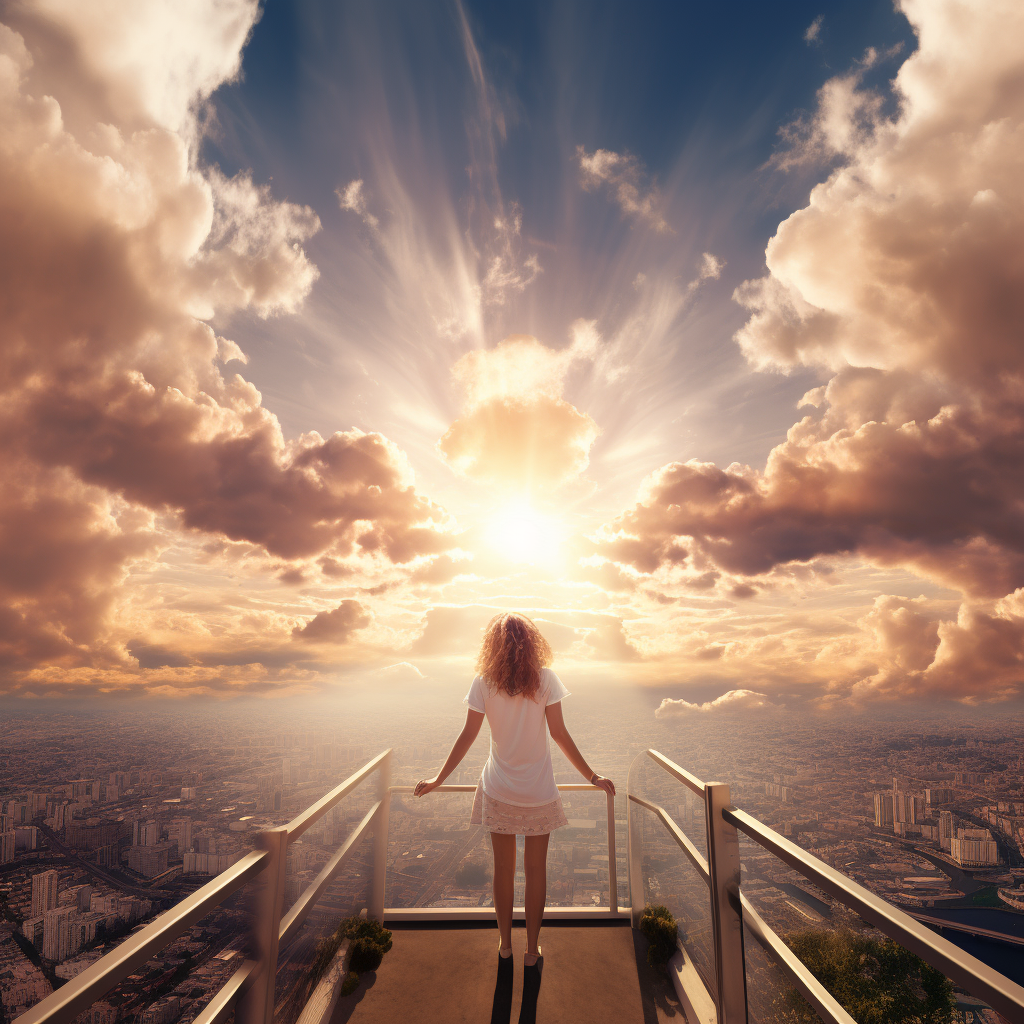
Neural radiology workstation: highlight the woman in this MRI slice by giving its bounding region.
[414,612,616,972]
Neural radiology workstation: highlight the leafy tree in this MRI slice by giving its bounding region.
[781,928,958,1024]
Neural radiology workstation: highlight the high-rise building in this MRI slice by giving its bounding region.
[42,905,78,962]
[951,828,999,867]
[28,792,48,819]
[50,802,68,830]
[893,792,924,824]
[0,828,15,864]
[31,869,59,918]
[939,810,956,852]
[168,817,192,856]
[873,792,893,827]
[134,820,161,847]
[256,775,282,812]
[926,788,955,806]
[128,843,170,877]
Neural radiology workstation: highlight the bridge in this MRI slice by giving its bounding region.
[906,911,1024,948]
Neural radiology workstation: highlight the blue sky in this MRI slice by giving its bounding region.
[202,0,915,489]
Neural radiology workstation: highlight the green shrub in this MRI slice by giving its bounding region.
[305,917,393,990]
[339,971,359,996]
[640,904,678,966]
[342,918,393,973]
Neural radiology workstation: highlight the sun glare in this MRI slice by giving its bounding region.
[486,501,564,565]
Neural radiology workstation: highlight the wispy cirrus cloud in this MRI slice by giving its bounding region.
[576,146,671,232]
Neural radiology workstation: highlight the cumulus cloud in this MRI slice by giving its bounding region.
[577,146,670,232]
[846,593,1024,701]
[655,689,776,717]
[437,333,600,490]
[595,0,1024,701]
[0,4,452,689]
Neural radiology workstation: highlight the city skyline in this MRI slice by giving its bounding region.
[4,697,1024,1021]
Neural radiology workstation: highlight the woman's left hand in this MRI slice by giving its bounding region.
[414,777,440,797]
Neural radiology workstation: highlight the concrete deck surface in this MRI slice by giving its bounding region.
[329,920,686,1024]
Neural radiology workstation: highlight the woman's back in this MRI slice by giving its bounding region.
[465,666,569,806]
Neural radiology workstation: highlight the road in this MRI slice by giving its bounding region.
[413,829,488,907]
[37,822,175,902]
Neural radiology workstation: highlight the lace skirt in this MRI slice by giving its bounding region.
[470,780,568,835]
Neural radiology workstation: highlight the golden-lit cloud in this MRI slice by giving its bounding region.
[0,4,452,688]
[592,0,1024,702]
[437,333,599,491]
[293,600,373,643]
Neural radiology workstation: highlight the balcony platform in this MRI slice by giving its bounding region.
[329,919,685,1024]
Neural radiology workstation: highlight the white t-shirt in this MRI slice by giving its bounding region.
[463,667,570,806]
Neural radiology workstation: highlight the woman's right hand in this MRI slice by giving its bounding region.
[592,775,616,797]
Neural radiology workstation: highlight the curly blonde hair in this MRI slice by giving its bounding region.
[476,613,552,700]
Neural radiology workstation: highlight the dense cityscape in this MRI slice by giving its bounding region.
[2,693,1023,1022]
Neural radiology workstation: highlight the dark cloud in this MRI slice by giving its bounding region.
[292,600,372,643]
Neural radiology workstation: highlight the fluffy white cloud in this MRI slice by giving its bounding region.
[655,689,776,717]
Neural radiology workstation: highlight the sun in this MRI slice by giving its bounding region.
[485,500,565,565]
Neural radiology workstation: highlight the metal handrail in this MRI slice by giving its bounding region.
[629,793,709,883]
[391,781,620,914]
[725,806,1024,1021]
[646,749,706,797]
[635,747,1024,1024]
[15,850,269,1024]
[286,749,391,842]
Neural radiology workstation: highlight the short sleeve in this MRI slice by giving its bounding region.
[544,669,570,706]
[463,675,486,712]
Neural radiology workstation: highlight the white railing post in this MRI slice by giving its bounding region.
[369,751,392,921]
[605,789,618,914]
[626,754,645,928]
[705,782,748,1024]
[237,827,288,1024]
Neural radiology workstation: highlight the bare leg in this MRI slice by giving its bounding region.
[490,832,516,951]
[523,832,549,959]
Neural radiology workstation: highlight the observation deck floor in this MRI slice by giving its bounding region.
[329,919,685,1024]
